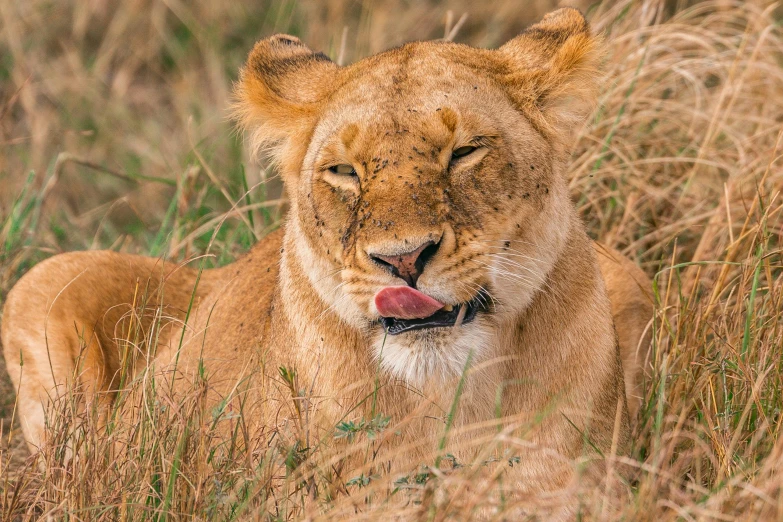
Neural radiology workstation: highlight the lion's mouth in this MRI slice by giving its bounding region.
[379,292,488,335]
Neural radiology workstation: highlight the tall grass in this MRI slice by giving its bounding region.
[1,0,783,519]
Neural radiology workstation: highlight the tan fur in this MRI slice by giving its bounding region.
[2,8,652,501]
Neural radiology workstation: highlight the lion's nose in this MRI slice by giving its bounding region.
[368,239,441,287]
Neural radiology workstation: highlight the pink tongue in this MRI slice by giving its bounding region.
[375,286,445,320]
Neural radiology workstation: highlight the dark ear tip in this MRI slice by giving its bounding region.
[269,34,304,47]
[248,34,308,60]
[246,34,318,73]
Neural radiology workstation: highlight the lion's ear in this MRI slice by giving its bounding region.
[233,35,338,159]
[496,8,604,140]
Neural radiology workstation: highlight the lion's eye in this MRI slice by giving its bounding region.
[329,164,357,177]
[452,146,477,159]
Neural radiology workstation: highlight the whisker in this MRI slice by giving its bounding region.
[315,281,349,322]
[314,266,346,284]
[485,249,548,265]
[480,253,555,294]
[476,264,538,289]
[485,253,547,280]
[475,262,542,293]
[475,256,541,280]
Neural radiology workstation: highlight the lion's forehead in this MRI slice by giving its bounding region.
[321,46,507,124]
[309,48,520,166]
[345,42,497,91]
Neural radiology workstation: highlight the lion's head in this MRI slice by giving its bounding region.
[235,9,603,384]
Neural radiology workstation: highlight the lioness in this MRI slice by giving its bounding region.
[2,8,651,499]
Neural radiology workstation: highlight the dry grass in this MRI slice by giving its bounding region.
[2,0,783,519]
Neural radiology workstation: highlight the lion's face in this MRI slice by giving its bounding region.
[296,53,571,381]
[236,9,601,383]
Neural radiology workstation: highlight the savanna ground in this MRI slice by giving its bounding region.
[1,0,783,519]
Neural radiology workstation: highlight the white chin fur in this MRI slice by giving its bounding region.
[371,318,491,386]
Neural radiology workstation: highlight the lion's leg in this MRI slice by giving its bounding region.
[1,251,210,457]
[2,274,84,458]
[594,243,654,420]
[3,349,52,457]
